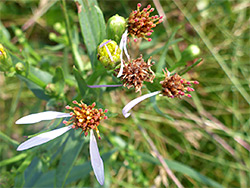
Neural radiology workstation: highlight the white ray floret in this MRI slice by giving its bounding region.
[122,91,161,118]
[15,111,71,124]
[17,125,72,151]
[117,30,130,78]
[90,130,105,185]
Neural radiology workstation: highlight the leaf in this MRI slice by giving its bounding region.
[156,26,182,73]
[52,67,65,94]
[145,76,162,92]
[137,152,223,188]
[32,149,117,187]
[150,95,174,121]
[55,129,85,187]
[76,0,106,69]
[73,67,88,97]
[73,67,97,99]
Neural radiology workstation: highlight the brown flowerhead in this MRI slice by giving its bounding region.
[115,55,155,94]
[160,68,199,98]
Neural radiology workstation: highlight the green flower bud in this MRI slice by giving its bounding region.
[180,44,201,62]
[15,62,25,73]
[0,44,7,61]
[15,28,23,37]
[97,39,121,69]
[54,22,62,32]
[107,14,126,43]
[49,32,57,41]
[0,44,14,74]
[45,83,57,96]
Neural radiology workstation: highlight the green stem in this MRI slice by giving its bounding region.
[61,0,84,72]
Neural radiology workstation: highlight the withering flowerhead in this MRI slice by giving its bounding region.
[115,55,155,94]
[127,3,163,42]
[64,101,108,139]
[160,68,199,98]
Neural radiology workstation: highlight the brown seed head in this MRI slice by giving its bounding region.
[64,101,108,139]
[160,68,198,98]
[127,3,163,41]
[115,55,155,94]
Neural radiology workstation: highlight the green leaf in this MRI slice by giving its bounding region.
[76,0,106,69]
[145,76,162,92]
[73,67,88,97]
[52,67,65,94]
[55,130,85,187]
[137,152,223,188]
[156,26,181,73]
[150,96,174,121]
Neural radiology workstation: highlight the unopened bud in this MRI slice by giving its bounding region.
[97,39,121,69]
[106,14,126,43]
[180,44,201,62]
[45,83,57,96]
[15,62,25,73]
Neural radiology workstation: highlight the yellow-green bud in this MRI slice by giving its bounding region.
[54,22,62,32]
[97,39,121,69]
[180,44,201,62]
[15,62,25,73]
[107,14,126,43]
[15,28,23,37]
[0,44,14,74]
[49,33,57,41]
[45,83,57,96]
[0,44,7,61]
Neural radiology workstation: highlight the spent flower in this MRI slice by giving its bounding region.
[16,101,108,185]
[122,68,199,118]
[115,55,155,94]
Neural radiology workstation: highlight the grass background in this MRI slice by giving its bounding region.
[0,0,249,187]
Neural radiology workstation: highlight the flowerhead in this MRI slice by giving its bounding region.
[122,68,199,118]
[16,101,108,185]
[127,3,163,42]
[160,68,199,98]
[97,39,121,69]
[115,55,155,94]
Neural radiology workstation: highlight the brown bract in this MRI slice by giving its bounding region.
[127,3,163,42]
[115,55,155,94]
[160,69,199,98]
[64,101,108,139]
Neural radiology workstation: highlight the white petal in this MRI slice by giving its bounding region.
[17,126,72,151]
[117,30,128,78]
[104,44,114,62]
[16,111,71,124]
[123,30,130,61]
[90,130,104,185]
[122,91,161,118]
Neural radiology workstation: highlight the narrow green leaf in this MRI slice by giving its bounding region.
[55,130,85,187]
[150,96,174,121]
[137,152,223,188]
[156,26,181,73]
[73,67,88,97]
[76,0,106,68]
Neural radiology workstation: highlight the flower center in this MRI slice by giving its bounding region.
[64,101,108,139]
